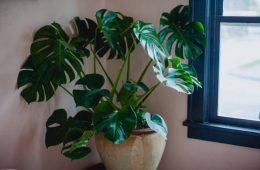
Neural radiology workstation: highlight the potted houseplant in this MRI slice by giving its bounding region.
[16,5,205,170]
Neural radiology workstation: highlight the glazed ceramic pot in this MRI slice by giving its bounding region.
[95,129,166,170]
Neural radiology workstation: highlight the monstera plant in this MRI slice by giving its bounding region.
[16,5,205,160]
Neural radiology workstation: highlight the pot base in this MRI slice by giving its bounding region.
[95,132,166,170]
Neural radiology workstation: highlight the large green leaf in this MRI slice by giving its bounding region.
[31,23,84,83]
[134,21,166,68]
[45,109,68,147]
[95,9,137,59]
[154,57,201,94]
[73,73,111,108]
[63,130,93,160]
[73,89,110,108]
[94,101,137,144]
[134,21,202,94]
[17,23,85,103]
[70,17,97,57]
[17,56,58,103]
[76,73,105,90]
[117,81,149,106]
[144,112,168,138]
[45,109,93,159]
[160,5,206,59]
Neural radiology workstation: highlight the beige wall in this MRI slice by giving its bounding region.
[106,0,260,170]
[0,0,104,169]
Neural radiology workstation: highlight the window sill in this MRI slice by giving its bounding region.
[183,120,260,149]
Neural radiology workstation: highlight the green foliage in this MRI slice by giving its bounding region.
[17,23,85,103]
[160,5,206,59]
[153,57,201,94]
[63,130,93,160]
[45,109,68,147]
[95,9,137,59]
[117,81,149,106]
[16,5,206,160]
[133,21,166,66]
[144,112,168,138]
[45,109,93,160]
[71,10,137,60]
[76,74,105,90]
[70,17,96,57]
[133,19,202,93]
[94,101,137,144]
[73,73,111,108]
[17,56,58,103]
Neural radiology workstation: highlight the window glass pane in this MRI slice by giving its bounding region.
[218,23,260,121]
[223,0,260,16]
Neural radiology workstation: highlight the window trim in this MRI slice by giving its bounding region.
[184,0,260,149]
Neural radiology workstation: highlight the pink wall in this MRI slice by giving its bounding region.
[106,0,260,170]
[0,0,104,169]
[1,0,260,170]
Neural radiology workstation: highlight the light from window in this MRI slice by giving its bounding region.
[223,0,260,16]
[218,23,260,121]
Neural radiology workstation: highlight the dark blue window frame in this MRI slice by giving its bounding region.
[184,0,260,149]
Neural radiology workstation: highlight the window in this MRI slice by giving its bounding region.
[184,0,260,148]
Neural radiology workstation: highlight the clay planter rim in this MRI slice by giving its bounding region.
[131,128,155,135]
[98,128,155,136]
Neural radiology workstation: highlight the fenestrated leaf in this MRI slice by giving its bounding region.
[63,130,94,160]
[17,22,85,103]
[46,109,67,127]
[134,21,200,94]
[73,89,111,108]
[94,101,137,144]
[73,73,110,108]
[154,57,201,94]
[31,23,84,84]
[72,17,97,41]
[134,21,167,67]
[105,106,137,144]
[16,56,58,103]
[45,109,93,149]
[145,112,168,138]
[45,109,68,147]
[117,81,149,106]
[70,17,97,57]
[160,5,206,59]
[76,73,105,90]
[95,9,138,59]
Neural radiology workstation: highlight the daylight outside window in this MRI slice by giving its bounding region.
[218,0,260,121]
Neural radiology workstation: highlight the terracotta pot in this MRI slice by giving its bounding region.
[95,129,166,170]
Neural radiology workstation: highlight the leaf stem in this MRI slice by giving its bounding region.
[90,46,115,90]
[126,53,131,81]
[126,44,135,81]
[121,21,136,36]
[60,85,73,97]
[111,59,127,99]
[80,71,88,90]
[137,59,153,82]
[136,82,160,108]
